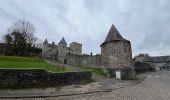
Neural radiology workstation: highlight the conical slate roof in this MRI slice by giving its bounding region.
[101,24,129,46]
[43,38,48,44]
[59,37,67,44]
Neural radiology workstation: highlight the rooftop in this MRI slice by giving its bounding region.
[101,24,129,46]
[59,37,67,44]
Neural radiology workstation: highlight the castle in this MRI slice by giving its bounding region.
[42,24,134,78]
[42,37,82,63]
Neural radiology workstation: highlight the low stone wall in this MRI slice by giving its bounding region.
[67,54,102,67]
[0,69,92,88]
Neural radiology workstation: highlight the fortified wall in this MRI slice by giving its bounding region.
[67,54,102,67]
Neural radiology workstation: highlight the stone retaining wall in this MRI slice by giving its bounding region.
[0,69,92,88]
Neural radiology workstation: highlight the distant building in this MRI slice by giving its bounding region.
[151,56,170,70]
[42,37,82,63]
[134,54,170,71]
[133,54,155,73]
[134,54,153,63]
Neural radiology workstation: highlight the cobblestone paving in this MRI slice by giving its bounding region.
[1,71,170,100]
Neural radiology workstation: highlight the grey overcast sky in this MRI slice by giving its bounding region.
[0,0,170,56]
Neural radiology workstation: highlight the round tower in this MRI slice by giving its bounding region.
[42,38,48,58]
[58,37,67,63]
[100,24,132,77]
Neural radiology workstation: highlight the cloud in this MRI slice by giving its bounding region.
[0,0,170,56]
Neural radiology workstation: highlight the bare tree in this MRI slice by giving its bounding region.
[8,20,36,44]
[3,20,41,56]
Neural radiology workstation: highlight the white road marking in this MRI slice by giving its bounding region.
[148,75,152,78]
[155,76,160,78]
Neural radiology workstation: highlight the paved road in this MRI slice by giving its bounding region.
[2,71,170,100]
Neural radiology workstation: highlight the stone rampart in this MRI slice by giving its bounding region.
[67,54,102,67]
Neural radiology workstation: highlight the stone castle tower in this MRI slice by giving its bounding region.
[69,42,82,55]
[42,37,82,63]
[100,24,132,77]
[42,39,49,58]
[58,37,67,63]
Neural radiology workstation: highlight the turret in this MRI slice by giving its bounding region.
[100,24,133,77]
[42,38,49,58]
[43,38,48,45]
[69,42,82,55]
[58,37,67,63]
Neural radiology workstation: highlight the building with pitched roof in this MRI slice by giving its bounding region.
[134,54,170,71]
[151,56,170,70]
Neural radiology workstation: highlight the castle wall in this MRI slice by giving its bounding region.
[69,42,82,55]
[67,54,102,67]
[42,44,58,59]
[81,55,102,67]
[101,41,132,69]
[93,55,102,66]
[67,54,82,65]
[81,55,93,66]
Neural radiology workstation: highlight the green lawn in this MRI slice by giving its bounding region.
[74,65,106,76]
[0,56,68,72]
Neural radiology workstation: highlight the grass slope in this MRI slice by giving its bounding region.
[0,56,67,72]
[74,65,106,76]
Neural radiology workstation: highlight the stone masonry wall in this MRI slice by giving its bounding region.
[58,43,67,63]
[101,41,132,69]
[67,54,102,67]
[42,44,58,59]
[67,54,82,65]
[69,42,82,55]
[0,69,92,88]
